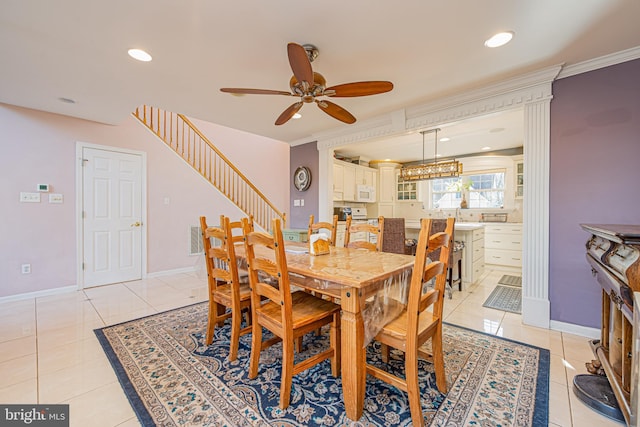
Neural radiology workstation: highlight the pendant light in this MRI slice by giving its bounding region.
[399,128,462,181]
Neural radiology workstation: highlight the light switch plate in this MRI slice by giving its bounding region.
[293,199,300,207]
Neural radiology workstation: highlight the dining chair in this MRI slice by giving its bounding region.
[200,215,252,361]
[242,217,341,409]
[223,214,253,278]
[307,214,339,246]
[366,217,454,427]
[380,217,406,254]
[344,215,384,251]
[307,213,340,319]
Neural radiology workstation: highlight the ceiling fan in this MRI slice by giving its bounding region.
[220,43,394,126]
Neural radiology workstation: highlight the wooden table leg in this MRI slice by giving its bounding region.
[340,287,365,421]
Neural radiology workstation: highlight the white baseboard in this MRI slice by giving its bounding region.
[146,266,197,278]
[550,320,600,339]
[0,285,77,304]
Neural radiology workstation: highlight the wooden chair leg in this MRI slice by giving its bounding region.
[295,336,303,353]
[432,326,447,394]
[249,322,262,379]
[229,309,241,361]
[216,303,226,327]
[406,347,425,427]
[280,338,295,409]
[206,300,220,345]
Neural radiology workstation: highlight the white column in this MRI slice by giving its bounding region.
[521,99,551,328]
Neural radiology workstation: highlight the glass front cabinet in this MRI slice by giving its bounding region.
[515,161,523,199]
[396,179,419,201]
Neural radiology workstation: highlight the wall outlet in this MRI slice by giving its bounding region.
[21,264,31,274]
[49,193,63,203]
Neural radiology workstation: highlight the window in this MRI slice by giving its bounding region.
[431,170,505,209]
[431,177,461,209]
[468,172,505,208]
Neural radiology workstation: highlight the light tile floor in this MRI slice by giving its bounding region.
[0,269,623,426]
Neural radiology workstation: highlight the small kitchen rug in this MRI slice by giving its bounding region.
[483,284,522,313]
[498,274,522,287]
[96,302,548,426]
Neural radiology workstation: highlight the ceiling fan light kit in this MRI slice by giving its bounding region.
[400,129,463,181]
[220,42,393,125]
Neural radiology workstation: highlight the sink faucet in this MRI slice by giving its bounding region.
[455,208,462,222]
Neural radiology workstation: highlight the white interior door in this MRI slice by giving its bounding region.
[82,147,143,287]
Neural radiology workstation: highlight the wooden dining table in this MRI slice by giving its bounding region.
[235,241,415,421]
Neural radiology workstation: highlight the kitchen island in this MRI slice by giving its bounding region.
[406,220,485,286]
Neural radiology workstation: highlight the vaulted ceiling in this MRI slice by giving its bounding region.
[1,0,639,159]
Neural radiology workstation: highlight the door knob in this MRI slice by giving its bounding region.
[131,221,142,227]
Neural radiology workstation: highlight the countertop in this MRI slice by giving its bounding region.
[404,219,484,230]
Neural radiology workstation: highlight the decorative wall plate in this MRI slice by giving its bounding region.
[294,166,312,191]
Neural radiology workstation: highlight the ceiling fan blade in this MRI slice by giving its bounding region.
[325,81,394,97]
[316,100,356,124]
[287,43,313,86]
[220,88,292,96]
[275,102,304,126]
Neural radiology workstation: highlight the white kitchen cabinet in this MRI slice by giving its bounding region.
[355,167,376,187]
[484,223,523,269]
[372,162,399,217]
[343,163,356,201]
[333,159,376,202]
[396,176,421,201]
[456,226,485,285]
[378,164,397,203]
[333,162,344,200]
[515,161,524,199]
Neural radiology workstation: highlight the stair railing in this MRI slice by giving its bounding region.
[133,105,286,231]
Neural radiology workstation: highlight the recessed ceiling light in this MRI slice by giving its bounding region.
[489,127,505,133]
[484,31,514,48]
[292,113,302,119]
[439,137,450,142]
[481,146,492,151]
[128,48,152,62]
[58,97,76,104]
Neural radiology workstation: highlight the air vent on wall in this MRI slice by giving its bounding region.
[189,225,204,255]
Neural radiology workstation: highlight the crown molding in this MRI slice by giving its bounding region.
[316,65,561,151]
[557,45,640,79]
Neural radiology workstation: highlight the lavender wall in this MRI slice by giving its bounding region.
[0,103,289,298]
[289,142,319,229]
[549,59,640,327]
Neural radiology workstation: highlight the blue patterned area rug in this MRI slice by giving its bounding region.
[95,302,548,426]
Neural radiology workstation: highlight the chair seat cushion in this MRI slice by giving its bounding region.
[257,291,340,329]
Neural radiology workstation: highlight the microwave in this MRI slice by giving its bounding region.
[355,185,376,203]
